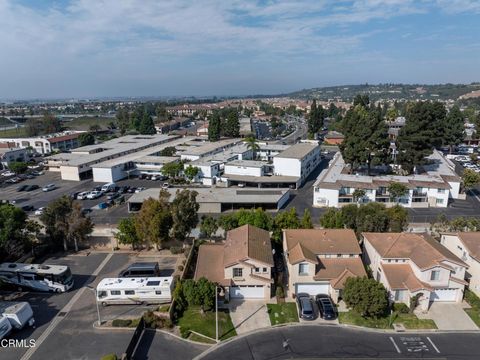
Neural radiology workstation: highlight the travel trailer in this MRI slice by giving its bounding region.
[0,301,35,329]
[0,262,74,292]
[96,277,174,306]
[0,315,12,340]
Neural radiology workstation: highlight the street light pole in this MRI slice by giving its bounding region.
[215,285,218,343]
[87,286,102,326]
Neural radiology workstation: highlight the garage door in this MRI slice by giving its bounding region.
[295,283,329,296]
[230,285,264,299]
[430,288,458,302]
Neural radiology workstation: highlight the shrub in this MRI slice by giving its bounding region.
[180,326,190,338]
[101,354,117,360]
[393,303,409,314]
[170,246,183,254]
[158,305,170,312]
[111,319,132,327]
[143,311,173,329]
[465,289,480,309]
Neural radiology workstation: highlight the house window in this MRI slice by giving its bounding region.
[394,290,405,301]
[376,272,381,282]
[438,189,445,194]
[298,263,309,275]
[255,268,260,273]
[436,198,444,205]
[233,268,243,278]
[263,267,267,272]
[430,270,440,281]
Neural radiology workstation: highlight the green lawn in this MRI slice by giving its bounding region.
[62,116,114,131]
[267,303,299,325]
[188,332,217,344]
[464,289,480,327]
[0,126,28,138]
[177,306,236,341]
[339,311,436,329]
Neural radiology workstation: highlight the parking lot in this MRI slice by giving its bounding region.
[0,252,180,360]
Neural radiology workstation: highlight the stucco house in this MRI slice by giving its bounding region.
[363,232,468,311]
[440,232,480,297]
[194,224,273,300]
[283,229,367,303]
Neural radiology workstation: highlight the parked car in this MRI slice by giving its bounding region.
[296,293,316,320]
[119,186,130,193]
[86,190,103,199]
[76,191,89,200]
[34,207,45,216]
[315,294,337,320]
[31,171,44,176]
[135,187,145,193]
[25,185,39,192]
[24,174,34,179]
[21,205,34,212]
[2,171,15,177]
[42,183,56,192]
[162,183,170,189]
[151,175,159,181]
[6,177,21,184]
[127,187,137,193]
[16,185,28,192]
[101,183,117,193]
[118,262,160,278]
[107,192,121,201]
[81,208,92,215]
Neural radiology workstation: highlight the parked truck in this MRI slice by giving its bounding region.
[0,301,35,330]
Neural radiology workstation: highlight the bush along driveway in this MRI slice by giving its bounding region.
[339,310,437,330]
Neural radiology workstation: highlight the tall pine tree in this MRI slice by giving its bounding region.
[138,112,156,134]
[208,112,221,141]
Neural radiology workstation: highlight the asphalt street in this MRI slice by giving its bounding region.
[196,325,480,360]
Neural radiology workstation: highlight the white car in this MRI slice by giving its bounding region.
[2,171,15,177]
[34,207,44,216]
[161,183,170,189]
[86,191,103,199]
[135,187,145,193]
[42,184,56,192]
[76,191,89,200]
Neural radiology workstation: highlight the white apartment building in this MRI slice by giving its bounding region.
[2,131,84,154]
[224,160,269,177]
[313,150,461,208]
[273,142,321,185]
[0,147,29,168]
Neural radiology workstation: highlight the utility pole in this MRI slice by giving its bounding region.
[215,285,218,343]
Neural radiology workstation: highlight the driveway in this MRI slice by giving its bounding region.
[228,300,270,335]
[418,302,478,330]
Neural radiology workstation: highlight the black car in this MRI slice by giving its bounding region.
[315,294,337,320]
[25,184,39,192]
[107,192,121,201]
[93,186,102,192]
[119,262,160,278]
[17,185,28,192]
[296,293,316,320]
[21,205,35,212]
[70,191,81,199]
[119,185,130,193]
[127,187,137,193]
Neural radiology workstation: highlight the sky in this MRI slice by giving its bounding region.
[0,0,479,99]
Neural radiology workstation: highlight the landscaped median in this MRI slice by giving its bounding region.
[267,303,299,325]
[464,289,480,327]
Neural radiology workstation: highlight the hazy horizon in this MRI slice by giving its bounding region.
[1,1,479,99]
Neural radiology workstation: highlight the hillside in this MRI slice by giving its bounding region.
[285,83,480,102]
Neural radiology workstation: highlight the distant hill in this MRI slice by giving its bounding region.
[284,83,480,102]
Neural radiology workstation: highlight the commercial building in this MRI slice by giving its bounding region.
[224,160,269,177]
[194,225,273,300]
[257,143,289,162]
[283,229,366,303]
[180,138,241,161]
[45,134,179,181]
[313,149,461,208]
[273,142,321,185]
[363,232,468,311]
[0,146,29,168]
[127,187,290,213]
[1,131,84,154]
[440,232,480,297]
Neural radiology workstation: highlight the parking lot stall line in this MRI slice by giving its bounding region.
[19,252,114,360]
[389,336,401,353]
[427,337,441,353]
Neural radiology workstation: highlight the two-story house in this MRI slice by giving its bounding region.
[283,229,367,302]
[194,224,273,300]
[440,232,480,297]
[363,232,468,311]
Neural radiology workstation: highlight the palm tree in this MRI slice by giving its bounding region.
[245,135,260,160]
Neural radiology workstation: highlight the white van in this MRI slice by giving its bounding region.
[101,183,117,192]
[0,315,12,340]
[0,302,35,330]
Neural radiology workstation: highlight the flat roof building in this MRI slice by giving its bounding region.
[273,141,321,185]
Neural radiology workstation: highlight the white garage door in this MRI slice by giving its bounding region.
[430,288,458,302]
[230,285,264,299]
[295,283,329,296]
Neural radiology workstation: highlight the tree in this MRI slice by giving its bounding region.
[387,182,409,203]
[116,108,130,135]
[139,112,156,135]
[442,105,465,154]
[308,100,324,136]
[236,208,273,231]
[135,195,172,249]
[218,213,239,232]
[244,135,260,159]
[319,208,344,229]
[78,132,95,146]
[352,189,366,203]
[300,209,313,229]
[25,118,42,136]
[200,215,218,238]
[386,205,408,232]
[159,146,176,157]
[8,161,28,174]
[161,161,184,178]
[170,190,199,241]
[355,202,390,234]
[184,165,200,182]
[462,169,480,190]
[343,277,389,318]
[43,112,62,134]
[181,277,216,312]
[272,208,300,242]
[89,124,101,135]
[208,113,221,141]
[353,94,370,108]
[0,204,28,257]
[116,217,141,250]
[40,196,92,251]
[223,109,240,137]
